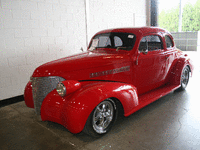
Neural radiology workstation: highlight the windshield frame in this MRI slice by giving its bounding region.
[88,32,136,51]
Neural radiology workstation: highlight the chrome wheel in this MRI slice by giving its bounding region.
[92,101,114,134]
[181,66,189,89]
[83,99,117,137]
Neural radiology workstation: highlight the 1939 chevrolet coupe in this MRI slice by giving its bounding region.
[24,27,193,137]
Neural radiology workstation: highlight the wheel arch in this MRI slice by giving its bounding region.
[109,97,125,116]
[60,82,138,133]
[168,56,192,85]
[187,64,192,74]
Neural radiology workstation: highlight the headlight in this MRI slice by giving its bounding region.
[56,80,81,97]
[56,82,66,97]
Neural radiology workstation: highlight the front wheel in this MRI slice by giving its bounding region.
[179,66,190,91]
[83,99,117,137]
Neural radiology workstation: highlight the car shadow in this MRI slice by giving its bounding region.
[40,90,189,144]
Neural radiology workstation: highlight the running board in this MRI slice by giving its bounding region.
[124,84,180,116]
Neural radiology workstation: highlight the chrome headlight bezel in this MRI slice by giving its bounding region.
[56,82,66,97]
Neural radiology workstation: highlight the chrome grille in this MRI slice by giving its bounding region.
[32,76,65,115]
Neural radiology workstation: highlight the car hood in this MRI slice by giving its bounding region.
[32,50,131,80]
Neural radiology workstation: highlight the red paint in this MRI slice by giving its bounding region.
[24,81,34,108]
[62,80,81,95]
[24,27,194,134]
[41,82,138,133]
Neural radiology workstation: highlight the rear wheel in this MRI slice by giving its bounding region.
[83,99,117,137]
[179,66,190,91]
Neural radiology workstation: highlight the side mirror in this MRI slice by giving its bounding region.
[80,47,83,52]
[141,49,148,54]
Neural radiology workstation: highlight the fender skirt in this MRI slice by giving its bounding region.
[40,82,138,134]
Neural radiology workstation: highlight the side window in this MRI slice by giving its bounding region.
[139,35,163,51]
[114,36,123,47]
[165,35,173,48]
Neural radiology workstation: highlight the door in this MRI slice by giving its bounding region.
[164,35,176,78]
[134,34,166,95]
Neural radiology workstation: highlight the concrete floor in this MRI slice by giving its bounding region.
[1,52,200,150]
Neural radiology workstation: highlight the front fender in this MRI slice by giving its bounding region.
[24,81,34,108]
[41,82,138,134]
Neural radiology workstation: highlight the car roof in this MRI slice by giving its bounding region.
[95,27,170,36]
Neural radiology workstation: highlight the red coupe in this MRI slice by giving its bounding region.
[24,27,193,137]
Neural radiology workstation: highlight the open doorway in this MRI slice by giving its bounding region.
[158,0,200,79]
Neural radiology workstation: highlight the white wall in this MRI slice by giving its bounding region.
[0,0,87,100]
[0,0,146,100]
[87,0,146,40]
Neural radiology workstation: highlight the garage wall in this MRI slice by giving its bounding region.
[0,0,87,100]
[172,32,199,51]
[87,0,146,41]
[0,0,146,100]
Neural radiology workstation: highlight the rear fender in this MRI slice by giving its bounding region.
[169,57,192,85]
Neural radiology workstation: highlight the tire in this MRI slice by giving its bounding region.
[178,66,190,91]
[83,99,117,137]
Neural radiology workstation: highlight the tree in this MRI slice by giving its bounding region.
[159,0,200,32]
[158,6,179,32]
[192,0,200,31]
[182,3,195,31]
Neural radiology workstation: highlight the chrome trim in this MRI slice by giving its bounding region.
[90,66,130,78]
[32,76,65,115]
[30,76,34,82]
[181,67,189,88]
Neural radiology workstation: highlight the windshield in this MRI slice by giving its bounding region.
[89,32,136,51]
